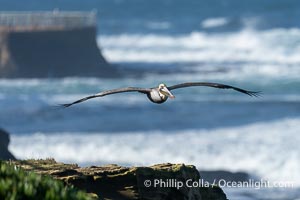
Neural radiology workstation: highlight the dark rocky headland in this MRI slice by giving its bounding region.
[0,128,15,160]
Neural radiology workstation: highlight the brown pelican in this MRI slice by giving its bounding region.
[61,82,259,107]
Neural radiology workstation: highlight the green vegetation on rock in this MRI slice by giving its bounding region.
[0,161,93,200]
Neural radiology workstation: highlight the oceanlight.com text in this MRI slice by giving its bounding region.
[217,179,294,189]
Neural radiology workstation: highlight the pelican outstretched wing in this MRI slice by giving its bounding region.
[61,87,151,107]
[168,82,260,97]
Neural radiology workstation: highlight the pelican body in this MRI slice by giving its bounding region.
[146,84,175,104]
[61,82,259,107]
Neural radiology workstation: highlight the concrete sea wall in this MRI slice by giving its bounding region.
[0,12,118,78]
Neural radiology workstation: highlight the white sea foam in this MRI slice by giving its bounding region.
[0,78,44,87]
[201,17,228,28]
[146,21,171,30]
[98,28,300,68]
[10,117,300,186]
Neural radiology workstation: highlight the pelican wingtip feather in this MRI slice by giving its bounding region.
[60,103,73,108]
[245,91,261,97]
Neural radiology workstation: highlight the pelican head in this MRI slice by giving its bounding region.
[158,83,175,99]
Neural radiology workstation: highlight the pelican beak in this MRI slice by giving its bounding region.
[162,87,175,99]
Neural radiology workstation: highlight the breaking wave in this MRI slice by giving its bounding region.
[10,117,300,186]
[99,28,300,74]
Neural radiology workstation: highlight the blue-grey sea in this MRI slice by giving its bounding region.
[1,0,300,199]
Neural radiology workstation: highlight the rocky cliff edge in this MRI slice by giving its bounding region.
[10,159,227,200]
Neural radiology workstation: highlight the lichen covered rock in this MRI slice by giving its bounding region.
[11,159,227,200]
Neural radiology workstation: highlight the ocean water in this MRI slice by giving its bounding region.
[1,0,300,199]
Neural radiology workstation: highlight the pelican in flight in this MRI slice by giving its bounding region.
[61,82,259,107]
